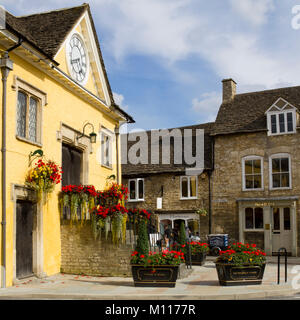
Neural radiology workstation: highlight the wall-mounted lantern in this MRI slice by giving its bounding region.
[77,122,97,144]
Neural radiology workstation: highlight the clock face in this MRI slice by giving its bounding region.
[68,34,88,83]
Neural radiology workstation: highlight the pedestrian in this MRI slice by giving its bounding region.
[164,224,171,249]
[185,226,191,239]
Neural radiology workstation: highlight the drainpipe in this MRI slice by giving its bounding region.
[0,39,22,288]
[208,170,212,235]
[208,137,215,235]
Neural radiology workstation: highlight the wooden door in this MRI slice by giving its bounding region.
[272,207,292,254]
[62,144,82,186]
[16,200,34,279]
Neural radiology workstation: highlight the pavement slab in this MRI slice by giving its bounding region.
[1,260,300,300]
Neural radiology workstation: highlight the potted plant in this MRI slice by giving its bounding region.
[131,219,184,287]
[25,158,62,203]
[183,241,209,266]
[215,242,266,286]
[131,249,184,287]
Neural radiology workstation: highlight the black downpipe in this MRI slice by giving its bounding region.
[208,137,215,235]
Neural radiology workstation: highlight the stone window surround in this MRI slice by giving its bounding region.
[11,184,46,283]
[269,153,292,191]
[57,122,93,185]
[180,175,198,200]
[12,76,47,147]
[242,155,264,192]
[128,178,144,202]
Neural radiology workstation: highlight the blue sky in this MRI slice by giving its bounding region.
[3,0,300,131]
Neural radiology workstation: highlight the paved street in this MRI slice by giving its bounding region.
[0,259,299,300]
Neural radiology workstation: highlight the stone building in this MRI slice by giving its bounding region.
[122,78,300,257]
[121,123,214,238]
[211,79,300,256]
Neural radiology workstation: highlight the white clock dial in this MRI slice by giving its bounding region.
[67,34,89,84]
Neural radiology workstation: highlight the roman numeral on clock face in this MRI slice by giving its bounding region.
[69,34,88,83]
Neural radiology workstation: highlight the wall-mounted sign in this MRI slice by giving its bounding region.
[255,202,275,207]
[264,224,270,230]
[157,198,162,209]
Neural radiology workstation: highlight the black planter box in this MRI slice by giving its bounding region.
[215,263,266,286]
[131,265,179,287]
[185,252,207,266]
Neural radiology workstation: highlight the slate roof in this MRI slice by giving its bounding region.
[122,122,214,177]
[212,85,300,136]
[5,4,134,123]
[6,5,87,59]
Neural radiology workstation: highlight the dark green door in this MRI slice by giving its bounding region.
[16,200,34,279]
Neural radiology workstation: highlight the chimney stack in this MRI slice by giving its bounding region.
[222,78,236,103]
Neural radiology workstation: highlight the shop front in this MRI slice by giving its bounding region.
[156,211,200,236]
[237,197,298,256]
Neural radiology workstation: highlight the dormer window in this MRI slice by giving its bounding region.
[266,98,298,136]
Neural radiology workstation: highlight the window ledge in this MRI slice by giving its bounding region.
[16,135,42,148]
[180,197,198,201]
[244,229,264,232]
[242,188,264,192]
[268,131,296,136]
[101,164,113,170]
[128,199,144,203]
[269,187,292,191]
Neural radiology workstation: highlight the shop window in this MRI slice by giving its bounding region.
[245,207,264,230]
[284,207,291,230]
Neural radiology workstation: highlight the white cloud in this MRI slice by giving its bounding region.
[92,0,199,63]
[229,0,274,26]
[113,92,129,111]
[4,0,300,94]
[191,92,221,122]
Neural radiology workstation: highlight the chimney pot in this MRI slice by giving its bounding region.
[222,78,236,103]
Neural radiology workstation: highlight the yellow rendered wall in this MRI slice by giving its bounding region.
[1,49,120,287]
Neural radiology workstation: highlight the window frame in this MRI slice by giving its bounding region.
[242,156,264,191]
[128,178,144,202]
[266,98,297,136]
[244,207,264,231]
[269,153,292,190]
[100,127,113,169]
[14,77,46,146]
[180,175,198,200]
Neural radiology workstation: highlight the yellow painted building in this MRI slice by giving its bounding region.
[0,4,134,287]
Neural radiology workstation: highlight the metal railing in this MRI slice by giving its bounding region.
[277,247,288,284]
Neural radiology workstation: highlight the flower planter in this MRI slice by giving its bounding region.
[215,263,266,286]
[131,265,179,287]
[185,252,207,266]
